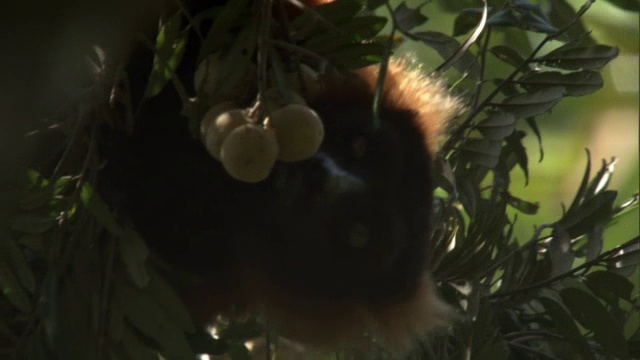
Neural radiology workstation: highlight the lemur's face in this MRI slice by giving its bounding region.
[260,87,435,305]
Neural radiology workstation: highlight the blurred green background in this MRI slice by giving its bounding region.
[388,0,639,248]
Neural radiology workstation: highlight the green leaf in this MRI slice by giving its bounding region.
[395,2,429,32]
[549,225,574,276]
[477,112,515,140]
[549,0,595,43]
[9,213,55,235]
[524,119,544,164]
[119,283,196,360]
[453,8,483,37]
[4,235,36,293]
[409,31,481,78]
[561,287,631,359]
[497,86,565,119]
[559,190,617,238]
[147,271,195,333]
[0,261,32,312]
[461,138,502,168]
[506,193,539,215]
[366,0,386,10]
[538,44,619,70]
[199,0,251,59]
[303,16,388,53]
[290,0,363,35]
[504,131,529,183]
[518,71,603,96]
[585,270,634,305]
[324,42,384,69]
[144,13,188,98]
[539,297,595,360]
[490,45,527,69]
[118,227,150,288]
[606,238,640,276]
[567,150,591,214]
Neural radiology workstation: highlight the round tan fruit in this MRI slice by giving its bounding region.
[200,101,236,139]
[203,109,247,160]
[269,104,324,162]
[221,125,279,183]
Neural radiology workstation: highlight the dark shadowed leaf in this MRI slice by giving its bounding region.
[506,193,539,215]
[119,283,196,360]
[410,31,480,78]
[498,86,565,119]
[504,131,529,182]
[487,9,519,27]
[200,0,251,58]
[366,0,386,10]
[0,261,32,312]
[394,2,429,32]
[4,236,36,294]
[561,287,631,359]
[453,8,483,36]
[559,190,617,238]
[603,0,640,11]
[290,0,363,33]
[147,271,195,333]
[518,71,603,96]
[549,0,595,43]
[490,45,527,69]
[539,297,595,360]
[585,270,634,305]
[607,238,640,277]
[525,118,544,162]
[461,138,502,168]
[585,224,604,261]
[477,112,515,140]
[567,150,591,214]
[549,226,574,276]
[304,16,388,53]
[9,214,55,235]
[538,44,619,70]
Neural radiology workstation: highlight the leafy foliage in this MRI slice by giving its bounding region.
[0,0,637,359]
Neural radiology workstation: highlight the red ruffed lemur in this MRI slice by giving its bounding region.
[100,0,464,355]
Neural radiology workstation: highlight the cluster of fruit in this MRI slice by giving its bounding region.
[194,55,326,183]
